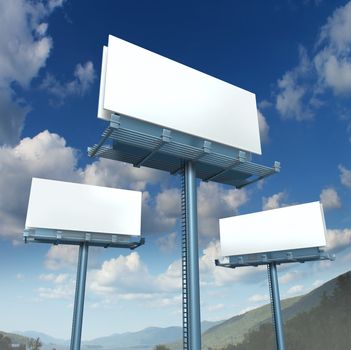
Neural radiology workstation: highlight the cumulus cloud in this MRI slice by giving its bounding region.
[248,294,269,303]
[320,187,341,210]
[88,252,181,298]
[315,1,351,94]
[0,88,31,146]
[156,232,177,253]
[262,191,287,210]
[197,182,248,239]
[39,273,69,284]
[0,130,173,239]
[257,110,270,143]
[45,245,79,270]
[199,240,267,287]
[287,284,305,295]
[142,188,180,234]
[339,165,351,189]
[325,228,351,253]
[275,2,351,120]
[83,158,166,191]
[41,61,96,103]
[0,131,80,238]
[0,0,64,145]
[280,270,304,284]
[275,47,314,121]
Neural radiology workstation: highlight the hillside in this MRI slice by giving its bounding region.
[208,271,351,350]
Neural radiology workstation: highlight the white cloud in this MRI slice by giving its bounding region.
[320,187,341,210]
[0,130,171,239]
[88,252,181,299]
[142,188,180,234]
[156,232,177,253]
[199,240,267,287]
[287,284,305,295]
[280,270,303,284]
[312,279,324,288]
[325,228,351,253]
[39,273,69,284]
[0,131,80,238]
[45,245,79,270]
[83,158,166,191]
[16,273,25,280]
[275,47,314,121]
[248,294,269,303]
[0,88,30,146]
[257,110,270,143]
[0,0,64,145]
[197,182,248,239]
[274,2,351,120]
[206,303,225,312]
[339,165,351,189]
[315,1,351,94]
[41,61,96,103]
[37,281,75,300]
[262,191,286,210]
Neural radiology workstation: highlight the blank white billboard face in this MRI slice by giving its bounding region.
[219,202,327,257]
[25,178,142,236]
[98,35,262,155]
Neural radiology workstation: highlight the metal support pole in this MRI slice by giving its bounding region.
[268,262,285,350]
[184,161,202,350]
[70,242,89,350]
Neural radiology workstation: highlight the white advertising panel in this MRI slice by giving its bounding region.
[219,202,327,257]
[25,178,142,236]
[98,35,262,154]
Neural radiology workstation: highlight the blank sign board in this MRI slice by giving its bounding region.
[25,178,142,236]
[98,35,262,155]
[219,202,327,257]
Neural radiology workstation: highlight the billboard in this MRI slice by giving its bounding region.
[98,35,262,155]
[219,202,327,257]
[25,178,142,236]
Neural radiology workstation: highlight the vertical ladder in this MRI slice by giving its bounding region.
[181,167,189,350]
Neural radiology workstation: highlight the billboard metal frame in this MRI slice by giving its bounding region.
[24,228,144,350]
[216,247,334,350]
[89,113,279,350]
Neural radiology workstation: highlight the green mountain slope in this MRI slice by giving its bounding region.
[201,296,300,349]
[220,271,351,350]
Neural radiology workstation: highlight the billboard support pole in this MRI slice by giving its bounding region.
[268,262,285,350]
[71,242,89,350]
[184,161,202,350]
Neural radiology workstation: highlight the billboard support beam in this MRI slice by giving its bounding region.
[71,242,89,350]
[184,161,202,350]
[216,247,334,350]
[268,262,285,350]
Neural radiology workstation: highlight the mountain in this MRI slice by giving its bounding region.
[202,272,351,350]
[167,270,351,350]
[15,331,68,346]
[83,321,221,350]
[0,330,30,346]
[219,271,351,350]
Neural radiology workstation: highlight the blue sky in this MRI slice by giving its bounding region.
[1,0,351,341]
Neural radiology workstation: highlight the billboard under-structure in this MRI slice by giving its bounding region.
[219,201,327,257]
[98,35,261,155]
[25,178,142,236]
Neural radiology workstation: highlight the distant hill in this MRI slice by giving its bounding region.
[84,321,221,350]
[15,331,68,346]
